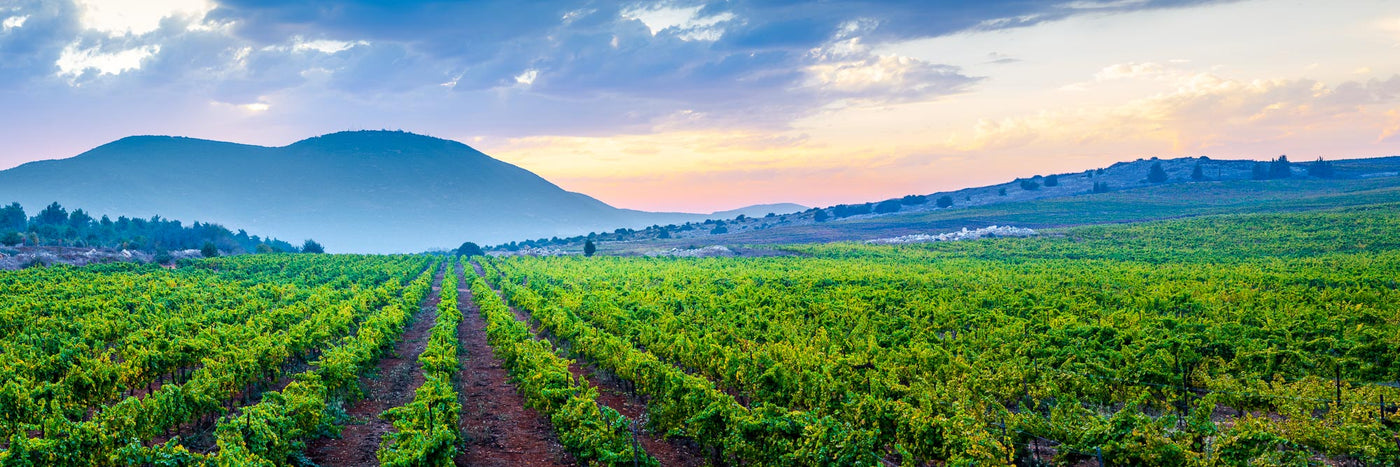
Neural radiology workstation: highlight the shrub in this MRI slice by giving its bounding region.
[1147,162,1168,183]
[874,199,902,214]
[935,196,953,208]
[301,239,325,254]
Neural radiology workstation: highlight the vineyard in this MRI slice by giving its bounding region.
[1,203,1398,466]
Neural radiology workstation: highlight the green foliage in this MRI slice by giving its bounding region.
[455,241,484,257]
[201,241,220,258]
[301,239,325,254]
[584,239,597,257]
[1148,161,1169,183]
[936,195,953,208]
[1019,178,1039,191]
[1192,162,1206,180]
[1043,174,1059,187]
[813,209,830,222]
[875,199,902,214]
[1309,157,1336,178]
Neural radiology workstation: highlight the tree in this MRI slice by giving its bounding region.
[301,239,325,254]
[456,241,484,257]
[1270,155,1292,179]
[1019,179,1040,191]
[1252,162,1269,180]
[874,199,902,214]
[583,239,597,257]
[1043,174,1059,187]
[0,202,24,231]
[656,229,671,239]
[35,202,67,226]
[998,187,1007,196]
[1191,162,1206,181]
[813,209,830,222]
[255,244,275,254]
[935,195,953,208]
[1147,162,1168,183]
[900,194,928,205]
[201,241,220,258]
[1308,157,1335,178]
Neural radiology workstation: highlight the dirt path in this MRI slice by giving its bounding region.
[305,264,445,466]
[454,261,574,467]
[469,261,706,466]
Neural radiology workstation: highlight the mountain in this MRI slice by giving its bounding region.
[0,131,797,253]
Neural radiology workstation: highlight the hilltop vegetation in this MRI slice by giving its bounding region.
[0,201,295,253]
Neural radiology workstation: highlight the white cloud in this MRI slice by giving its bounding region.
[514,69,539,87]
[74,0,214,36]
[621,4,735,42]
[2,15,28,31]
[292,37,369,54]
[56,43,161,79]
[1059,0,1149,10]
[804,38,969,101]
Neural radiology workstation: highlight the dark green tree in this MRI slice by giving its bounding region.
[1269,155,1292,179]
[1044,174,1059,187]
[456,241,484,257]
[900,194,927,205]
[0,202,24,231]
[1147,161,1168,183]
[874,199,902,213]
[301,239,325,254]
[1252,162,1269,180]
[1191,162,1206,181]
[1019,179,1040,191]
[35,202,68,225]
[935,195,953,208]
[201,241,220,258]
[583,239,597,257]
[1308,157,1335,178]
[813,209,830,222]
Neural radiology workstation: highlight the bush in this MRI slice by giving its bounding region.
[900,195,927,205]
[935,196,953,208]
[1191,162,1206,181]
[583,240,597,257]
[1019,179,1040,191]
[201,242,220,258]
[0,231,22,246]
[813,209,829,222]
[998,187,1007,196]
[1044,174,1059,187]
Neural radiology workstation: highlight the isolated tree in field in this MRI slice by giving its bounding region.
[1191,162,1206,181]
[583,239,596,257]
[301,239,325,254]
[936,195,953,208]
[1147,162,1168,183]
[201,241,219,258]
[456,241,484,257]
[813,209,830,222]
[1308,157,1335,178]
[1043,174,1059,187]
[1019,179,1039,191]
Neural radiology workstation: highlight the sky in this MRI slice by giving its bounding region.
[1,0,1398,212]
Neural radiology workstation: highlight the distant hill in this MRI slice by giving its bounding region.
[510,155,1400,254]
[0,131,799,253]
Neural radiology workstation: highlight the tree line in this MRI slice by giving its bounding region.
[0,201,310,254]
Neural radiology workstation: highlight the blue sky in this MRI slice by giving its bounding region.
[2,0,1398,211]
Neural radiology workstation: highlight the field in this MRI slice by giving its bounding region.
[2,204,1399,465]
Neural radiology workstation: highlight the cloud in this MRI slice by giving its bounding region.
[3,15,29,31]
[805,37,978,102]
[73,0,214,36]
[56,42,160,79]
